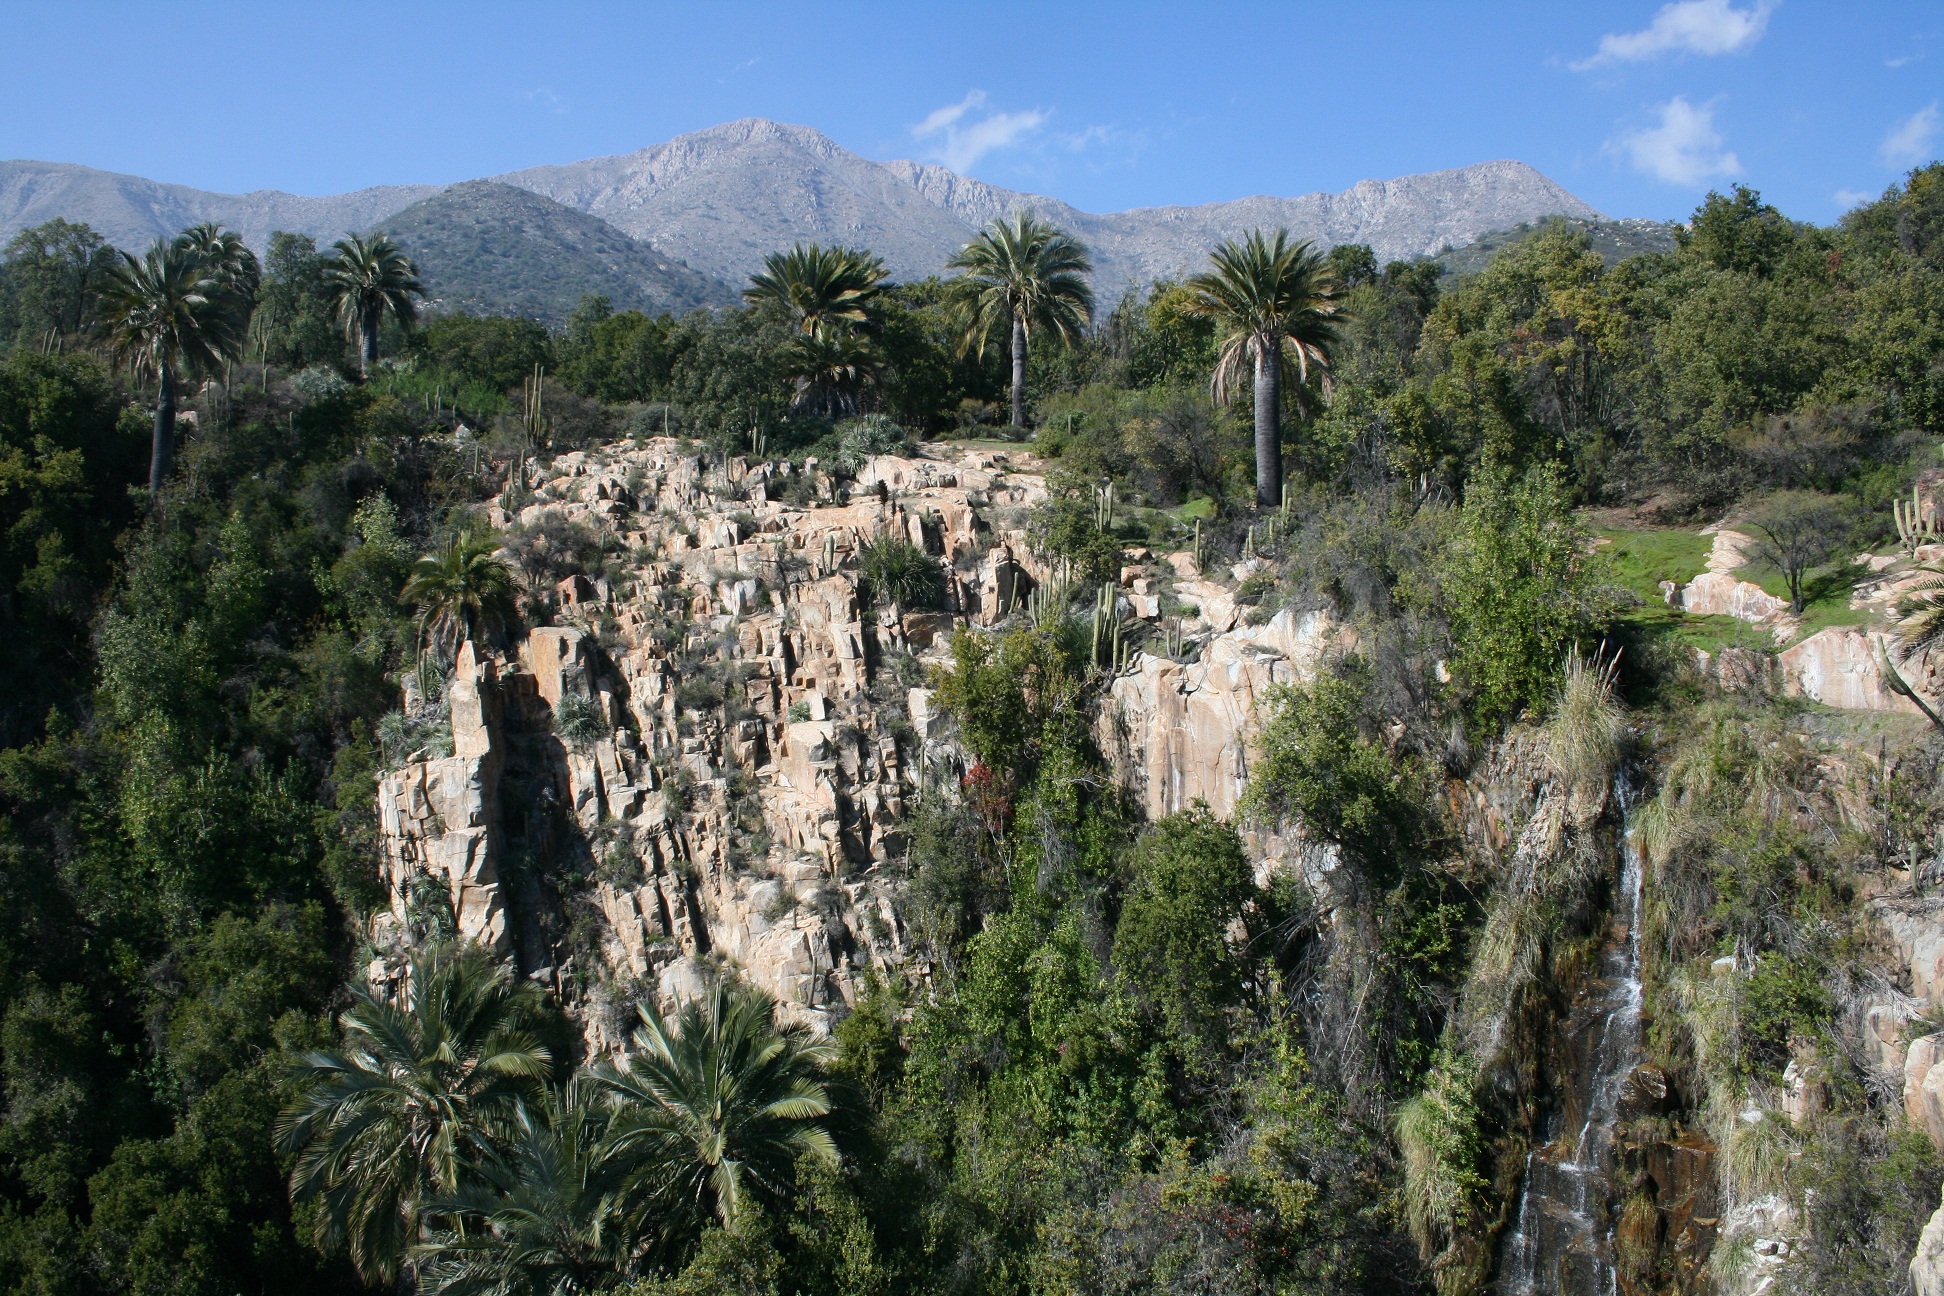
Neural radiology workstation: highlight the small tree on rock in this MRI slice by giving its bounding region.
[1742,490,1851,615]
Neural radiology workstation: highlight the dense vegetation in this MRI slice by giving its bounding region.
[0,163,1940,1295]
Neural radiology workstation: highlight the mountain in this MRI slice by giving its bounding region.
[0,159,436,252]
[498,119,1608,301]
[3,118,1612,306]
[376,181,734,325]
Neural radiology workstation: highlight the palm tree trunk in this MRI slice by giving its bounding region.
[1010,317,1028,430]
[362,307,379,379]
[1253,337,1281,509]
[149,367,175,495]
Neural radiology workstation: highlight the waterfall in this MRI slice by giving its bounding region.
[1497,778,1646,1296]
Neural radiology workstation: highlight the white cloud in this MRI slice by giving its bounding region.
[1834,188,1876,210]
[1615,96,1742,185]
[522,87,568,115]
[1573,0,1775,70]
[916,90,985,137]
[912,90,1049,173]
[1881,103,1941,168]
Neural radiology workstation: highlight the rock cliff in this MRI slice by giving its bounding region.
[367,438,1335,1051]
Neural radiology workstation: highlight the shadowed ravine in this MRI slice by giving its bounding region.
[1498,778,1646,1296]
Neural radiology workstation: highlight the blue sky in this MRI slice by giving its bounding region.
[1,1,1937,225]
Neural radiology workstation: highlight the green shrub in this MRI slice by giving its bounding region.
[857,535,943,610]
[552,692,606,749]
[1438,463,1601,730]
[834,414,912,466]
[1028,496,1123,584]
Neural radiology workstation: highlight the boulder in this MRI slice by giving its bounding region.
[1678,570,1791,623]
[1102,607,1338,820]
[1779,627,1926,715]
[1911,1035,1944,1150]
[1917,1192,1944,1296]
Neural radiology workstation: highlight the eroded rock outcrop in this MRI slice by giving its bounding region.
[372,439,1323,1049]
[1099,606,1341,821]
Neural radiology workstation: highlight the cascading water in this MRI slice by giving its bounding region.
[1498,778,1646,1296]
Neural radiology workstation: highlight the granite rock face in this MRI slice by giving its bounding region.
[368,439,1329,1051]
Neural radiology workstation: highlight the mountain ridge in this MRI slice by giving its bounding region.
[1,117,1610,303]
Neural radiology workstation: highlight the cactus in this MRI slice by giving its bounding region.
[1090,584,1130,672]
[1192,518,1204,570]
[1027,577,1070,629]
[748,424,768,459]
[1094,480,1117,532]
[1896,485,1938,556]
[522,363,547,449]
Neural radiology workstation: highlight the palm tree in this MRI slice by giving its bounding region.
[947,211,1094,430]
[590,980,836,1238]
[413,1081,634,1294]
[1183,229,1344,507]
[744,243,887,340]
[325,232,423,378]
[1897,567,1944,664]
[98,235,249,493]
[174,221,262,299]
[1883,572,1944,730]
[402,532,520,661]
[782,328,882,418]
[276,942,552,1286]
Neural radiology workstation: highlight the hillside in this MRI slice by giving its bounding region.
[1433,214,1679,278]
[376,180,735,325]
[5,118,1609,302]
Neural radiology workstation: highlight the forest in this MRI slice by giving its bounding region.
[0,163,1943,1296]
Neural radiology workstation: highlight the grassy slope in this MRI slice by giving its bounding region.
[1729,556,1872,639]
[1597,525,1782,653]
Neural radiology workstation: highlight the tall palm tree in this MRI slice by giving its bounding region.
[325,232,423,378]
[402,532,520,661]
[276,942,552,1286]
[414,1081,634,1294]
[1183,229,1344,507]
[590,981,836,1238]
[947,211,1094,430]
[744,243,887,340]
[98,235,249,493]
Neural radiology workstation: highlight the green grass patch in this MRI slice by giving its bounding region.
[1594,527,1715,602]
[1172,496,1218,521]
[1616,603,1780,654]
[1730,557,1871,640]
